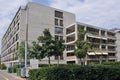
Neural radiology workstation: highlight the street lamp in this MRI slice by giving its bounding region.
[25,0,31,78]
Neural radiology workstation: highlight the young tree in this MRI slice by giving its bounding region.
[54,36,65,66]
[16,41,30,66]
[74,27,91,65]
[17,41,25,60]
[29,41,45,60]
[38,29,55,67]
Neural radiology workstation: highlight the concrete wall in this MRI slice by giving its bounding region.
[27,2,75,42]
[19,2,75,63]
[116,31,120,61]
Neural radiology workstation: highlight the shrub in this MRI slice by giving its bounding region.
[46,67,74,80]
[0,64,6,70]
[8,67,13,73]
[29,65,120,80]
[29,67,49,80]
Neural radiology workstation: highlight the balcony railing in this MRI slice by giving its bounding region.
[66,56,76,59]
[66,30,75,35]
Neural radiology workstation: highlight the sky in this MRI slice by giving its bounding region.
[0,0,120,53]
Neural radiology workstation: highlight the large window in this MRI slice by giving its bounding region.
[55,27,63,34]
[55,11,63,18]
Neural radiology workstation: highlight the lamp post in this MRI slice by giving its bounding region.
[25,5,28,78]
[25,0,31,78]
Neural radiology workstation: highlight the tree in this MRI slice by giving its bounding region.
[38,29,55,67]
[54,36,65,66]
[74,27,91,65]
[17,41,30,64]
[29,41,45,60]
[17,41,25,60]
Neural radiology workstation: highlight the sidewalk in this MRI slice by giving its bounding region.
[1,70,27,80]
[10,73,27,80]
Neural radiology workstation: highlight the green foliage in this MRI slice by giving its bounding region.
[29,65,120,80]
[46,67,73,80]
[29,29,65,67]
[74,27,91,64]
[0,64,6,70]
[54,35,65,65]
[103,62,120,66]
[17,41,25,60]
[8,67,16,73]
[29,41,45,60]
[29,68,49,80]
[54,36,65,56]
[17,41,30,60]
[37,29,56,66]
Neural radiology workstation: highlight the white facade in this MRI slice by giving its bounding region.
[65,22,117,64]
[1,2,119,66]
[114,29,120,61]
[1,2,75,66]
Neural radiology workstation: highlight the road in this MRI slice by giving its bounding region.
[0,70,25,80]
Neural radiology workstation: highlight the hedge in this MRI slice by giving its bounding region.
[29,65,120,80]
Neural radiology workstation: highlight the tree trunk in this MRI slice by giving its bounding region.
[57,56,60,66]
[48,57,51,67]
[84,55,88,65]
[79,58,82,65]
[99,55,102,64]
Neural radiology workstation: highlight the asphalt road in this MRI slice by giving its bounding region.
[0,70,25,80]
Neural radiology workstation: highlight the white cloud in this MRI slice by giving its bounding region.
[49,0,120,29]
[0,0,28,53]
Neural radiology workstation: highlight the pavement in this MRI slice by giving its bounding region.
[0,70,27,80]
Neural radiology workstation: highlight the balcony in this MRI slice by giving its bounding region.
[107,39,116,45]
[108,56,116,60]
[107,32,116,39]
[66,45,75,51]
[66,25,75,35]
[108,49,116,53]
[66,56,76,60]
[87,27,99,35]
[66,34,75,43]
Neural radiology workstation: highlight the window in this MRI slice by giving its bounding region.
[14,21,16,26]
[67,53,75,56]
[55,19,58,25]
[16,42,19,50]
[17,23,19,31]
[108,53,115,56]
[60,20,63,26]
[66,45,75,51]
[55,55,63,60]
[13,37,15,44]
[55,19,63,26]
[55,11,63,18]
[55,27,63,34]
[55,35,63,40]
[16,34,19,41]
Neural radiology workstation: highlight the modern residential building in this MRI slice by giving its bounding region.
[1,2,118,66]
[65,22,117,64]
[1,2,75,67]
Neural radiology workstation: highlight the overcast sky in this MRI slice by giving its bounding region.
[0,0,120,53]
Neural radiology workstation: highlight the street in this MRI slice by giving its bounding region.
[0,70,25,80]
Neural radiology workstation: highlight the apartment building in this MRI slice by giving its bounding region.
[65,22,117,64]
[1,2,118,66]
[1,2,75,67]
[113,29,120,61]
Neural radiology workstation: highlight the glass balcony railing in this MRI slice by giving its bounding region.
[87,31,99,35]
